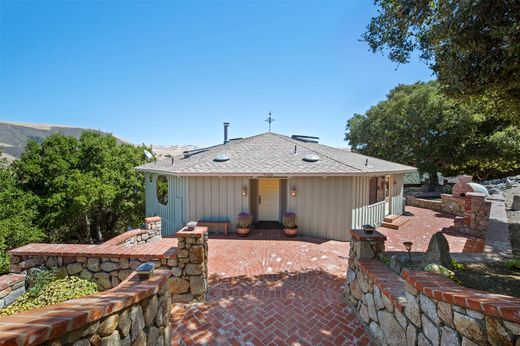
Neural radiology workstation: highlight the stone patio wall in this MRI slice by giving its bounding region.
[7,218,209,302]
[345,229,520,346]
[0,269,172,346]
[406,195,465,216]
[102,216,162,246]
[0,274,25,308]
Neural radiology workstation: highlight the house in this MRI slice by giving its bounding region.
[135,131,416,241]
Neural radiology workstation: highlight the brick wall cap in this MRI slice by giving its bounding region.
[357,260,405,311]
[465,192,487,198]
[0,269,170,346]
[101,229,148,246]
[145,216,161,223]
[176,226,208,238]
[9,239,177,259]
[403,269,520,323]
[0,274,25,291]
[350,229,387,242]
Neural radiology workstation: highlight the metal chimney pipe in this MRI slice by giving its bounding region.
[223,122,230,144]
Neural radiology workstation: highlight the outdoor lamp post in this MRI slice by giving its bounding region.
[402,241,413,264]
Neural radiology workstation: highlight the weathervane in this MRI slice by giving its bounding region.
[265,111,275,132]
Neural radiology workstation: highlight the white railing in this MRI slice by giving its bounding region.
[352,201,386,229]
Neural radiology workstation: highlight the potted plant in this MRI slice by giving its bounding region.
[236,212,252,237]
[282,212,298,237]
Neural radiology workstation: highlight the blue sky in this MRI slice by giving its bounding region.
[0,0,433,147]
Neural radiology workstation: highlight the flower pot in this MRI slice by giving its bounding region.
[284,228,297,237]
[236,228,250,237]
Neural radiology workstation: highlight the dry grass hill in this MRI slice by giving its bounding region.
[0,121,196,162]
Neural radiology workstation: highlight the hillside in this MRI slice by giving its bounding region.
[0,121,196,160]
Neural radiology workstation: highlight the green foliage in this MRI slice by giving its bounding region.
[0,157,43,273]
[14,131,149,243]
[363,0,520,114]
[346,81,520,181]
[425,263,460,284]
[0,271,97,316]
[505,259,520,270]
[451,259,464,271]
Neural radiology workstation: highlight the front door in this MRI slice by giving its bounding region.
[258,179,280,221]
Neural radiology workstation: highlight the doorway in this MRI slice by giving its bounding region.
[258,179,280,221]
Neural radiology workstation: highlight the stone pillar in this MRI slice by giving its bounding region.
[144,216,162,242]
[346,229,387,305]
[169,226,208,303]
[462,192,492,238]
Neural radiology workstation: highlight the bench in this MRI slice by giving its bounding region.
[197,220,229,235]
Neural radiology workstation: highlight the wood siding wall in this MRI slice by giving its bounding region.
[144,173,186,236]
[286,176,355,241]
[184,176,250,233]
[144,173,406,241]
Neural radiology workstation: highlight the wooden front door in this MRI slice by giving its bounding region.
[258,179,280,221]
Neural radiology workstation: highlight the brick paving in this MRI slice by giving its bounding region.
[171,206,481,345]
[378,206,483,253]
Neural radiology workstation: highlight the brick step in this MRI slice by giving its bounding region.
[381,216,410,230]
[383,214,400,223]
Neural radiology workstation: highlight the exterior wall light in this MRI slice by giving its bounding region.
[290,186,297,197]
[241,186,247,197]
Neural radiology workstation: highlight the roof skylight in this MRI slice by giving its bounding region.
[302,154,319,162]
[213,154,230,162]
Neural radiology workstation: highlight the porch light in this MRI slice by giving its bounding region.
[290,186,297,197]
[241,186,247,197]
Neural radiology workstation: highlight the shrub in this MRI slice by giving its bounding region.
[236,212,252,228]
[282,212,297,229]
[505,259,520,270]
[0,269,98,316]
[451,258,465,271]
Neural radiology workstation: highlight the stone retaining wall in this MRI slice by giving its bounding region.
[406,194,465,216]
[103,216,162,246]
[0,274,25,308]
[0,269,172,346]
[8,218,209,302]
[345,229,520,346]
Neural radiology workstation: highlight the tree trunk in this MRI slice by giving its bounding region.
[428,171,439,192]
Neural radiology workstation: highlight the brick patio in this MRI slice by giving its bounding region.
[171,206,482,345]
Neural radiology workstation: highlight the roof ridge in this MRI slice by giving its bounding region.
[270,133,365,172]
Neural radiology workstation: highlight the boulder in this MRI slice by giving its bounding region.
[422,232,452,269]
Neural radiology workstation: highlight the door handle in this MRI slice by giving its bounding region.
[258,195,261,204]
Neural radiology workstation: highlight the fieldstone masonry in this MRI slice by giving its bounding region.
[7,217,209,303]
[0,274,25,308]
[453,192,492,238]
[345,229,520,346]
[169,226,209,303]
[0,269,172,345]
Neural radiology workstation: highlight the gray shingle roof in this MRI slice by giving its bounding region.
[135,132,416,176]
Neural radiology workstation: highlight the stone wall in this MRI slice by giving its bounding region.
[102,216,162,246]
[0,274,25,308]
[8,218,209,302]
[345,229,520,346]
[0,269,172,345]
[406,195,465,216]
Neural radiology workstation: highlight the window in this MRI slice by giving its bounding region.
[157,175,168,206]
[369,176,388,205]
